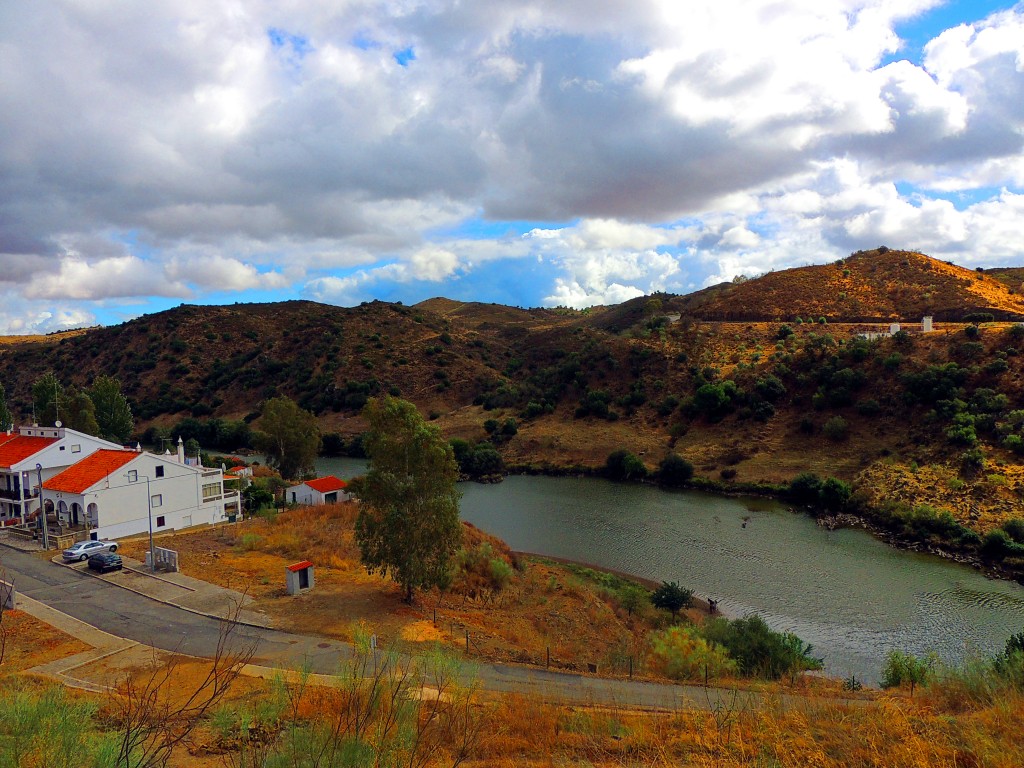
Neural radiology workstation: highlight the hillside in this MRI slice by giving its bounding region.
[669,249,1024,322]
[3,250,1024,557]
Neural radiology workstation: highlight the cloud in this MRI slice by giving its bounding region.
[0,0,1022,331]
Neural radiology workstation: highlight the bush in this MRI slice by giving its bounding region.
[605,449,648,481]
[881,649,935,693]
[789,472,823,506]
[701,615,822,679]
[657,453,694,487]
[980,530,1024,562]
[649,626,737,681]
[822,416,849,441]
[819,477,852,511]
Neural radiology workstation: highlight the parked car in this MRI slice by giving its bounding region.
[62,540,118,562]
[87,553,123,574]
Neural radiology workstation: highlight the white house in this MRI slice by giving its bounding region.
[286,475,350,505]
[42,446,241,540]
[0,425,124,524]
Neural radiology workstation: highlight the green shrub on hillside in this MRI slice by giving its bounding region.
[701,615,822,680]
[657,453,694,487]
[649,626,736,681]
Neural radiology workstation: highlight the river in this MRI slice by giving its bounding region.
[314,456,1024,682]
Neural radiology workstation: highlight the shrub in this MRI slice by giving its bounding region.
[657,453,694,487]
[789,472,822,506]
[776,324,794,340]
[819,477,852,511]
[881,649,935,694]
[701,615,822,679]
[650,581,693,618]
[980,530,1024,562]
[822,416,849,441]
[1002,519,1024,545]
[649,626,737,681]
[605,449,647,481]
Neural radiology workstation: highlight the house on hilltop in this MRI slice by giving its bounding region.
[41,441,241,540]
[0,425,124,525]
[286,475,350,505]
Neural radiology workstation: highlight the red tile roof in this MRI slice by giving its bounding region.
[305,475,347,493]
[44,449,139,494]
[0,436,58,469]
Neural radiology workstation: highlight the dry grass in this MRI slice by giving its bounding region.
[117,504,656,672]
[0,609,90,674]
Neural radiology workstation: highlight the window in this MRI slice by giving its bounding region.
[156,515,165,527]
[151,494,163,508]
[202,482,221,500]
[155,465,164,478]
[127,470,138,483]
[71,444,81,453]
[59,445,65,451]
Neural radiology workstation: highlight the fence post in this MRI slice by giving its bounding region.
[465,629,469,653]
[629,656,633,679]
[546,647,550,668]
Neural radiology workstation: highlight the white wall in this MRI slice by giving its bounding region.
[45,453,233,540]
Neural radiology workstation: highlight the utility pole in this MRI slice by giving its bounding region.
[37,463,48,550]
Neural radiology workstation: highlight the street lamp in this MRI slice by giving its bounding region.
[125,472,155,572]
[36,463,48,551]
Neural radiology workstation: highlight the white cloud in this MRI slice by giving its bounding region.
[0,0,1022,326]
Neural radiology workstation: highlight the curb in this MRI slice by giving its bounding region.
[50,555,275,631]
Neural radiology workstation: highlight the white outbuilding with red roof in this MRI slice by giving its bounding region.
[286,475,350,506]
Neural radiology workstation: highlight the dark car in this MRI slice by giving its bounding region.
[88,553,123,574]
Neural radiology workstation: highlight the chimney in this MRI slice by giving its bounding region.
[177,436,185,464]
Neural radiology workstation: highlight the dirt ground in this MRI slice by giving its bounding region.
[0,609,90,674]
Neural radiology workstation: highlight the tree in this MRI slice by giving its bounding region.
[89,375,134,442]
[651,581,693,619]
[605,449,647,481]
[657,453,694,487]
[62,388,100,436]
[0,383,12,432]
[31,372,63,426]
[355,396,463,604]
[253,396,321,480]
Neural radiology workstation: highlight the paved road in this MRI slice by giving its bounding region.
[1,547,833,711]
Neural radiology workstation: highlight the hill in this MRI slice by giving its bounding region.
[667,248,1024,322]
[3,250,1024,562]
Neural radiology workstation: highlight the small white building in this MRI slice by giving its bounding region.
[286,476,350,505]
[42,446,240,540]
[0,425,124,524]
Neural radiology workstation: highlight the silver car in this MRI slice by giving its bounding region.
[62,539,118,562]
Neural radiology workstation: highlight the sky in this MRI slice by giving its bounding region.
[1,0,1023,334]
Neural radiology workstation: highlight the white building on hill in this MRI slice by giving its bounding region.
[42,443,240,540]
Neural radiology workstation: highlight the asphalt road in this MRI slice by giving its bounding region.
[1,546,821,711]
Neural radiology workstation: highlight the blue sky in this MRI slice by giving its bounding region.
[1,0,1022,333]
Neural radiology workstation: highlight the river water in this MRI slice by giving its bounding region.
[315,457,1024,682]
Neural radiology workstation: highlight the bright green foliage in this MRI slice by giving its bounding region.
[649,625,737,681]
[88,375,134,442]
[356,396,463,603]
[31,372,63,426]
[253,396,322,480]
[618,583,648,617]
[701,615,823,679]
[650,581,693,618]
[605,449,647,481]
[0,683,120,767]
[0,383,12,432]
[657,453,694,487]
[881,649,935,694]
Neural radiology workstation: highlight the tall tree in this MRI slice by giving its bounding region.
[63,388,100,436]
[0,383,12,432]
[89,375,134,443]
[253,396,321,480]
[355,396,462,604]
[31,372,63,426]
